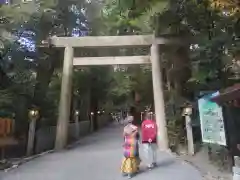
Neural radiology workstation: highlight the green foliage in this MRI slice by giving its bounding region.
[167,115,186,151]
[0,0,94,129]
[0,89,13,108]
[150,0,239,88]
[107,70,134,107]
[110,71,134,97]
[100,0,169,35]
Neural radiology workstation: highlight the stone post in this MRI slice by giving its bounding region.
[151,44,169,151]
[55,46,74,150]
[75,111,80,139]
[185,115,194,155]
[26,117,37,156]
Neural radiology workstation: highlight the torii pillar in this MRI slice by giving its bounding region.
[151,44,169,151]
[55,46,74,150]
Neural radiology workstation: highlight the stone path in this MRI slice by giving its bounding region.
[1,124,203,180]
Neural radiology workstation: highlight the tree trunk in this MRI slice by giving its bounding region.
[172,46,191,97]
[32,49,61,115]
[33,54,56,108]
[32,50,59,153]
[14,95,29,139]
[0,67,11,89]
[90,93,98,131]
[90,74,99,131]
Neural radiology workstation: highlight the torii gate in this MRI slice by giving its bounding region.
[50,35,184,151]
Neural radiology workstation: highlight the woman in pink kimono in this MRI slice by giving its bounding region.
[121,110,141,179]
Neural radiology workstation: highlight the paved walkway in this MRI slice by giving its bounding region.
[1,124,202,180]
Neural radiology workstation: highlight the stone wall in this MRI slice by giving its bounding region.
[35,116,110,153]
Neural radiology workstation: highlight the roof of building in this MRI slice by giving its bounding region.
[211,83,240,104]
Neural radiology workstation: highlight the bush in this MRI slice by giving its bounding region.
[167,115,187,152]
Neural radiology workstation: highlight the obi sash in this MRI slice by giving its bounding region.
[123,135,139,158]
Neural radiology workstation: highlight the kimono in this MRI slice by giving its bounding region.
[121,124,141,177]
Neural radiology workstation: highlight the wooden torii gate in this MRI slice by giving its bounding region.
[50,35,183,151]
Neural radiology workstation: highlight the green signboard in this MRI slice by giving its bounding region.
[198,91,227,146]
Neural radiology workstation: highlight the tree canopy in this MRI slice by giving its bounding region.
[0,0,239,138]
